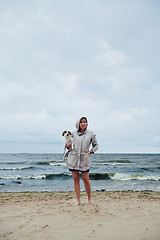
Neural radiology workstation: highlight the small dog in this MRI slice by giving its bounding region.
[62,130,73,161]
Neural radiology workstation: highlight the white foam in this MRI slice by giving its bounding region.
[49,162,66,166]
[111,173,160,181]
[0,166,32,170]
[99,162,134,166]
[0,174,47,180]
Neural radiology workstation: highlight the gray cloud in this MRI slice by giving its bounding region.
[0,0,160,153]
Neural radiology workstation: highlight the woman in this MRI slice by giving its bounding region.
[66,117,98,206]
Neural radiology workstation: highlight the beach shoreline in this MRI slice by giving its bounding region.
[1,153,160,192]
[0,191,160,240]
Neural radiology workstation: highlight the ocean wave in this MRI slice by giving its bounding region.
[0,173,110,181]
[0,166,34,171]
[0,173,72,180]
[49,162,66,166]
[89,173,110,180]
[1,162,26,165]
[110,173,160,181]
[95,162,134,166]
[0,173,109,181]
[109,160,131,163]
[0,175,46,180]
[45,173,71,179]
[0,172,159,181]
[36,161,64,166]
[0,173,108,180]
[36,161,51,165]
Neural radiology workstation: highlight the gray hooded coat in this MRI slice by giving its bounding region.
[66,119,98,171]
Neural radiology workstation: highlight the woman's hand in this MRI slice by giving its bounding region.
[86,150,94,155]
[86,152,90,156]
[66,140,72,149]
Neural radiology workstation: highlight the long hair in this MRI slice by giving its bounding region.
[78,117,88,132]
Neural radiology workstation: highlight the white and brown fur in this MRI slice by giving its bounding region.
[62,130,73,161]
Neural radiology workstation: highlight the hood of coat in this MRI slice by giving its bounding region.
[75,117,88,131]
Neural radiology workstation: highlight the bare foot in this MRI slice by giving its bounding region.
[73,202,81,206]
[88,201,95,206]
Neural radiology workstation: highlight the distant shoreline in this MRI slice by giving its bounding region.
[0,190,160,200]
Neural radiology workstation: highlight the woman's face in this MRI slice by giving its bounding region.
[80,118,87,131]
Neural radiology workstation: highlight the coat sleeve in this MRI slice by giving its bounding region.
[91,133,98,153]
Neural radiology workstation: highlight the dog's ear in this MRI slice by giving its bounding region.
[62,130,67,136]
[68,131,72,135]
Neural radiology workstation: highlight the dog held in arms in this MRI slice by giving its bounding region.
[62,130,73,161]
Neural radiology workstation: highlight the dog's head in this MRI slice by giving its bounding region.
[62,130,72,137]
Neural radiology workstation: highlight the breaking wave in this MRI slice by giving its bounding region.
[110,173,160,181]
[0,166,34,171]
[0,172,159,181]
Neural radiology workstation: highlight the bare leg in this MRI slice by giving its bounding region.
[72,171,81,205]
[81,172,94,206]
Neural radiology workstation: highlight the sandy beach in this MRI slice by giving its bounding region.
[0,191,160,240]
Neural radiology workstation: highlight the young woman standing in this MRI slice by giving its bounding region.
[66,117,98,206]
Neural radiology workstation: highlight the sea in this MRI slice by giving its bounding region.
[0,153,160,192]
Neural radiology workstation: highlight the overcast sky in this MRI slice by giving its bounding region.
[0,0,160,153]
